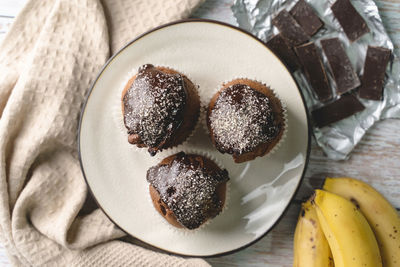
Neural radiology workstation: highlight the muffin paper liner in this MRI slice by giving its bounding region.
[111,67,137,138]
[146,148,231,235]
[202,78,288,161]
[112,65,202,157]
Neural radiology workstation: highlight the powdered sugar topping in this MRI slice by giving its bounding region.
[147,152,229,229]
[123,64,186,152]
[209,84,279,154]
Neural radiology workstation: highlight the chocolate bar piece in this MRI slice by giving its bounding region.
[295,42,332,102]
[290,0,323,36]
[359,46,391,100]
[266,34,299,72]
[312,94,365,128]
[331,0,369,42]
[321,38,360,95]
[272,10,310,46]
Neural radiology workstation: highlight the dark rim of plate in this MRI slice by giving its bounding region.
[77,18,312,258]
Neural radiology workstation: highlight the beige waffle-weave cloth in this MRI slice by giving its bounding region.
[0,0,210,266]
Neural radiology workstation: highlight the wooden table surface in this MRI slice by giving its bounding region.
[1,0,399,266]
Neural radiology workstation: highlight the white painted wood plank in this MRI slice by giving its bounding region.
[376,0,400,49]
[0,16,13,43]
[0,0,27,17]
[0,243,9,266]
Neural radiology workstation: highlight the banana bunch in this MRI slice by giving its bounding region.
[293,177,400,267]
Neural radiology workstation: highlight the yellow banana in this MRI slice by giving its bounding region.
[312,189,382,267]
[323,177,400,267]
[293,199,333,267]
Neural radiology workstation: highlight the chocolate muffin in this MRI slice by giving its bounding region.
[146,152,229,230]
[122,64,200,156]
[207,79,285,163]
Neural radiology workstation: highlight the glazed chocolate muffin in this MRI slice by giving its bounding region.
[146,152,229,230]
[122,64,200,156]
[207,79,285,163]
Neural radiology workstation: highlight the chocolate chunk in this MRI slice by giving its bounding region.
[272,10,310,46]
[331,0,370,42]
[312,94,365,128]
[359,46,391,100]
[321,38,360,95]
[290,0,324,36]
[266,34,299,72]
[295,42,332,102]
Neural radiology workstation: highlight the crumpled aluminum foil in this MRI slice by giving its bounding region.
[232,0,400,160]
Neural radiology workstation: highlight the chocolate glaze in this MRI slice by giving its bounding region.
[123,64,187,155]
[209,84,279,156]
[146,152,229,229]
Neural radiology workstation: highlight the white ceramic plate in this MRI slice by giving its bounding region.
[79,20,310,257]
